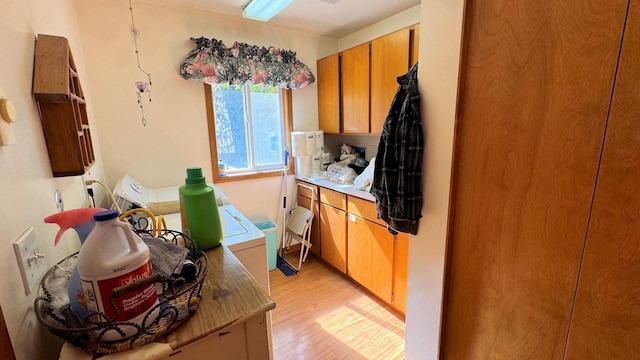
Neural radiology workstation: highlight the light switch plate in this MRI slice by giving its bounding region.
[13,227,45,295]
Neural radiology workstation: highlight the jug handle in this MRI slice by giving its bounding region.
[114,220,143,251]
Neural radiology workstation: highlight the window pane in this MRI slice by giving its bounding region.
[213,85,249,171]
[249,86,283,168]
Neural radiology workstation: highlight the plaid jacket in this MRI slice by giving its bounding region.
[370,63,423,235]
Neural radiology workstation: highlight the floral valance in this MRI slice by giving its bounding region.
[179,37,315,89]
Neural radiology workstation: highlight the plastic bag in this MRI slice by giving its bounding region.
[326,160,358,184]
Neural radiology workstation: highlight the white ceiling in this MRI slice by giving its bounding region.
[146,0,421,38]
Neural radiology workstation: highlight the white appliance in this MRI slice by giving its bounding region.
[111,175,273,359]
[112,174,231,212]
[112,175,269,292]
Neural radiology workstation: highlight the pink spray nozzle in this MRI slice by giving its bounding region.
[45,207,108,246]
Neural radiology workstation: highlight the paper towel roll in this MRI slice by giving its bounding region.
[291,131,307,157]
[304,132,316,157]
[311,155,322,174]
[313,130,324,155]
[295,156,312,178]
[321,152,331,164]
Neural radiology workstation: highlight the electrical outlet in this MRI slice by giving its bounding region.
[13,227,46,295]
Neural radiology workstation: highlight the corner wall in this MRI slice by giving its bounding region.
[403,0,465,359]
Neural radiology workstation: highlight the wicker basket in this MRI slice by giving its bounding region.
[34,230,208,354]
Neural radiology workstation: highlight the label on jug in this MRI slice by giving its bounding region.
[82,261,157,321]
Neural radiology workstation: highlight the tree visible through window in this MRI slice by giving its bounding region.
[205,84,292,182]
[211,84,285,175]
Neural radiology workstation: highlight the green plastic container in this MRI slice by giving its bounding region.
[253,220,278,271]
[179,167,222,250]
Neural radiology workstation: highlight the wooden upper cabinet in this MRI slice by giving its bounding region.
[410,24,420,66]
[341,42,370,134]
[33,34,95,177]
[317,54,340,134]
[316,26,416,135]
[370,28,410,134]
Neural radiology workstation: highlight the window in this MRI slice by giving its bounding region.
[205,83,293,182]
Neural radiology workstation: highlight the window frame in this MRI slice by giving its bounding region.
[204,83,293,183]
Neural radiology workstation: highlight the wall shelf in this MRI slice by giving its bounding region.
[33,34,95,177]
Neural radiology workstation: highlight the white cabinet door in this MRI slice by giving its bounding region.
[165,314,269,360]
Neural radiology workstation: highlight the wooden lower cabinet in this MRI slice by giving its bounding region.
[319,202,347,273]
[347,214,394,303]
[392,233,409,313]
[311,184,408,314]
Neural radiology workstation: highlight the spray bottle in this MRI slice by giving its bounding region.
[45,207,106,318]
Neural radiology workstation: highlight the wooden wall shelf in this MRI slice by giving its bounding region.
[33,34,95,177]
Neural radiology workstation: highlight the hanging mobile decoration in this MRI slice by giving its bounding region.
[129,0,151,126]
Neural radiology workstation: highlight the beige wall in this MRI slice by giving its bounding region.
[404,1,465,359]
[74,0,332,190]
[73,0,336,236]
[338,4,421,52]
[0,0,106,359]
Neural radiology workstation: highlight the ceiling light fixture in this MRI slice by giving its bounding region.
[243,0,293,22]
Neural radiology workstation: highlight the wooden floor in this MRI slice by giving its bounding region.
[269,254,405,360]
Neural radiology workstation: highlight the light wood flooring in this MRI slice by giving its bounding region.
[269,254,405,360]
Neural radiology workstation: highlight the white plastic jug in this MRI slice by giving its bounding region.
[77,210,159,341]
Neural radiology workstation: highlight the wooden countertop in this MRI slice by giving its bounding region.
[60,244,275,358]
[164,244,275,349]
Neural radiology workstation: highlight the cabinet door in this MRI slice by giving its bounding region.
[347,215,393,303]
[317,54,340,133]
[168,321,248,359]
[370,28,410,134]
[320,203,347,273]
[341,43,370,134]
[441,0,628,359]
[392,233,409,314]
[564,3,640,358]
[410,24,420,67]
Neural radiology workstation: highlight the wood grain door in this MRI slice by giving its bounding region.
[564,1,640,358]
[370,28,410,134]
[347,215,394,303]
[317,54,340,134]
[441,0,629,358]
[320,203,347,273]
[341,43,370,134]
